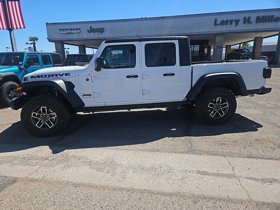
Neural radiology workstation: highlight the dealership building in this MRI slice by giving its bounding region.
[46,8,280,64]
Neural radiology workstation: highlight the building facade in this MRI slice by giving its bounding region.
[46,8,280,64]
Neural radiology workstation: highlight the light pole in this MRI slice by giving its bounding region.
[5,47,11,52]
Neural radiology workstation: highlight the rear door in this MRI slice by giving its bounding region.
[92,42,141,105]
[141,40,191,102]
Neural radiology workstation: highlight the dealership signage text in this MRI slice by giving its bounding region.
[87,27,105,34]
[214,15,280,26]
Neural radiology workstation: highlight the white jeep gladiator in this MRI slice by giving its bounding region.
[10,36,272,137]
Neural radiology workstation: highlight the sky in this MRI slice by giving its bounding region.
[0,0,279,53]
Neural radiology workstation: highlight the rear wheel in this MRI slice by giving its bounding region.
[195,87,237,125]
[21,96,70,137]
[0,81,19,107]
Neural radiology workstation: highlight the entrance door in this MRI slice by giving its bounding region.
[92,43,141,105]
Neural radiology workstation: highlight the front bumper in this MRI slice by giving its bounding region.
[247,87,272,95]
[10,96,27,110]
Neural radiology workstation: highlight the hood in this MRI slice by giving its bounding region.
[0,65,19,73]
[24,65,86,81]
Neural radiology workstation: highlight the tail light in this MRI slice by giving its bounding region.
[263,67,272,79]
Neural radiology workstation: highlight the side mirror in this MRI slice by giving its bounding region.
[95,57,104,71]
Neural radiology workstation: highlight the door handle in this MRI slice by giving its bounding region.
[163,73,175,77]
[126,75,139,78]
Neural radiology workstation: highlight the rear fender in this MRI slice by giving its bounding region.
[186,72,248,101]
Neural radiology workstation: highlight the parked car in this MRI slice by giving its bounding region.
[11,36,271,137]
[227,48,251,60]
[64,54,93,66]
[0,52,62,106]
[260,55,269,61]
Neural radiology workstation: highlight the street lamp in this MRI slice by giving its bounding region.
[5,47,10,52]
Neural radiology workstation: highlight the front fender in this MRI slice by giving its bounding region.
[11,80,85,110]
[0,73,21,86]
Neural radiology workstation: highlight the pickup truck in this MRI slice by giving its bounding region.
[0,52,62,106]
[10,36,272,137]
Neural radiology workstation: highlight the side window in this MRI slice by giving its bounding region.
[42,55,52,65]
[26,54,40,66]
[101,45,136,69]
[145,43,176,67]
[51,54,62,65]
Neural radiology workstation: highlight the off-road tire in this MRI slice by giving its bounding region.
[0,81,19,107]
[21,96,70,137]
[195,87,237,125]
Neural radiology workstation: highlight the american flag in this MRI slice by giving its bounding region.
[0,0,25,30]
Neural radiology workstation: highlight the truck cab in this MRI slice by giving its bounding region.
[0,52,62,106]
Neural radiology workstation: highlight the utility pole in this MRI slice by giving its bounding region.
[3,0,17,52]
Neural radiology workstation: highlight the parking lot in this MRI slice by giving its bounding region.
[0,68,279,209]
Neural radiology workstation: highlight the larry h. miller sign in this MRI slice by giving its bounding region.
[214,15,280,27]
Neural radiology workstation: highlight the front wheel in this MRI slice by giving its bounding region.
[0,81,19,107]
[195,87,237,125]
[21,96,70,137]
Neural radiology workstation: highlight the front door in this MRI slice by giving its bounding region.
[92,43,141,105]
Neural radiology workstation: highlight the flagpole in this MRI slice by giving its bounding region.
[4,0,17,52]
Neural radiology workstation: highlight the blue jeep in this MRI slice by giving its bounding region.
[0,52,62,106]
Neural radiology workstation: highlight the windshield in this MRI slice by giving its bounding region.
[66,54,93,62]
[0,53,24,66]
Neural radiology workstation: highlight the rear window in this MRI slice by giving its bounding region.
[41,55,52,65]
